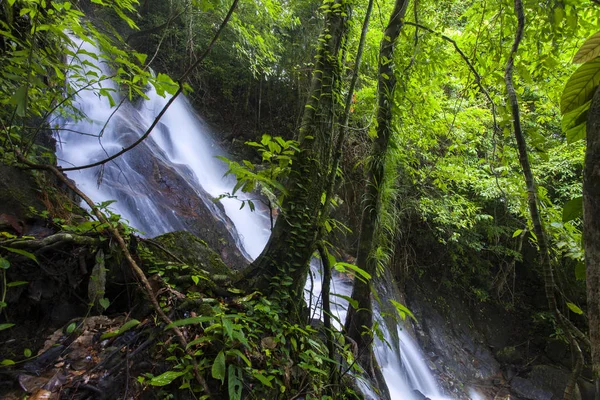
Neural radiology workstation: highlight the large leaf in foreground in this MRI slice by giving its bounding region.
[561,58,600,114]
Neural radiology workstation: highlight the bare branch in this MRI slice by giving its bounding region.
[57,0,240,172]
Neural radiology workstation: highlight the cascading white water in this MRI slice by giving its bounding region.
[307,264,450,400]
[56,41,467,400]
[56,39,271,258]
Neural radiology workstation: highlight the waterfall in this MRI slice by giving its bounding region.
[56,41,463,400]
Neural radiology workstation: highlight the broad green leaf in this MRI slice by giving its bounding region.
[252,372,274,388]
[332,293,358,309]
[149,370,186,386]
[212,351,226,383]
[1,247,38,264]
[561,100,589,143]
[23,348,32,358]
[0,257,9,269]
[66,322,77,334]
[512,229,523,238]
[562,197,583,223]
[566,302,584,315]
[0,323,15,331]
[390,300,417,322]
[334,262,371,281]
[10,85,28,117]
[575,262,586,281]
[228,365,243,400]
[98,297,110,310]
[222,318,234,340]
[561,58,600,114]
[227,349,251,367]
[574,32,600,64]
[1,359,15,366]
[566,123,586,144]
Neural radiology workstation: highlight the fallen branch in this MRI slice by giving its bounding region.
[5,232,99,251]
[15,151,212,396]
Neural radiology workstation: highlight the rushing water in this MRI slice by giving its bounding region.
[56,41,473,399]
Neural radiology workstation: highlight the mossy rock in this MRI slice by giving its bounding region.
[151,231,232,276]
[138,231,241,297]
[0,165,45,220]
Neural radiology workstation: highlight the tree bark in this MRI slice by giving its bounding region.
[344,0,409,381]
[505,1,583,398]
[242,0,349,302]
[585,84,600,400]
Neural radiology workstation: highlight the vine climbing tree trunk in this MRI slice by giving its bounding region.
[585,84,600,400]
[242,0,349,302]
[344,0,409,387]
[505,1,583,398]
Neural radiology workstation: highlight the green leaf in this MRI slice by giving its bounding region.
[252,372,274,388]
[560,58,600,114]
[66,322,77,334]
[566,302,584,315]
[165,316,216,329]
[573,32,600,64]
[562,197,583,223]
[227,349,251,367]
[512,229,523,238]
[1,359,15,366]
[228,365,243,400]
[566,123,586,144]
[212,351,226,383]
[6,281,28,287]
[332,293,357,309]
[0,323,15,331]
[10,85,28,117]
[575,261,586,281]
[149,370,186,386]
[222,318,233,340]
[390,300,417,322]
[333,262,371,281]
[98,298,110,310]
[1,247,38,264]
[0,257,9,269]
[100,319,140,340]
[23,348,32,358]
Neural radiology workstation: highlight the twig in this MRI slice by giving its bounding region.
[58,0,240,172]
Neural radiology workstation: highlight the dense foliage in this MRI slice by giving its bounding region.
[2,0,600,398]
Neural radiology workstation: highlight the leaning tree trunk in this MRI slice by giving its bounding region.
[344,0,409,384]
[585,84,600,400]
[242,0,349,302]
[505,1,583,398]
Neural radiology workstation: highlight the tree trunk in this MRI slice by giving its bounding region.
[344,0,409,381]
[242,0,349,302]
[585,84,600,400]
[505,1,583,398]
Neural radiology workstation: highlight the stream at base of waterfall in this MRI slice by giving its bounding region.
[55,40,485,400]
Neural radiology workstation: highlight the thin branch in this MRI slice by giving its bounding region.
[403,20,507,199]
[57,0,240,172]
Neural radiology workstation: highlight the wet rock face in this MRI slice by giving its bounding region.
[0,165,45,224]
[405,279,596,400]
[93,124,249,269]
[511,365,594,400]
[406,280,502,398]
